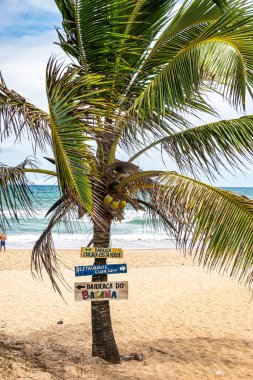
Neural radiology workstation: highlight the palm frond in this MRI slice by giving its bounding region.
[45,196,64,217]
[54,0,78,60]
[131,115,253,179]
[118,169,253,288]
[129,1,253,120]
[211,0,227,9]
[76,0,129,67]
[156,172,253,288]
[0,159,37,228]
[119,170,163,189]
[31,196,75,296]
[46,57,94,214]
[131,41,248,120]
[0,74,51,151]
[122,88,219,153]
[55,0,226,78]
[57,0,137,74]
[141,0,222,67]
[112,0,178,85]
[138,198,178,235]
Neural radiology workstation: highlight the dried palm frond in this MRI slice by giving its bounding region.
[137,198,178,236]
[31,196,76,296]
[0,74,51,151]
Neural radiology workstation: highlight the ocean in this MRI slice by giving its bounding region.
[3,186,253,249]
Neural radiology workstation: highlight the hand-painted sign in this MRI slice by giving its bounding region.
[75,281,128,301]
[80,247,123,258]
[75,264,127,277]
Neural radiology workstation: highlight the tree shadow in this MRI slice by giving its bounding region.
[0,329,252,380]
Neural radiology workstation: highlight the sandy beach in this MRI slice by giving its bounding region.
[0,248,252,380]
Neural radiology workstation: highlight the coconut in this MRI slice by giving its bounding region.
[118,200,127,209]
[104,195,113,207]
[110,201,120,210]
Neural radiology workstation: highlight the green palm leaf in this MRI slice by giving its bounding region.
[46,58,95,214]
[117,169,253,288]
[211,0,227,9]
[132,38,251,120]
[140,0,222,69]
[130,115,253,179]
[157,172,253,288]
[129,1,253,120]
[55,0,227,77]
[55,0,79,59]
[113,0,178,86]
[120,87,220,156]
[66,0,137,73]
[165,115,253,177]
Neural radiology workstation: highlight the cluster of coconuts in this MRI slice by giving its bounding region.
[103,190,130,211]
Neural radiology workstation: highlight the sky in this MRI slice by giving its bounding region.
[0,1,253,187]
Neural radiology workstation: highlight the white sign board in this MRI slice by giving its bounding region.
[75,281,128,302]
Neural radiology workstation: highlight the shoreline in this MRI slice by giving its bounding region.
[3,236,178,251]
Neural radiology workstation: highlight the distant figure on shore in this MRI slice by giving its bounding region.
[0,232,7,252]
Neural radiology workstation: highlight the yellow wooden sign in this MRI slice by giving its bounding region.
[80,247,123,258]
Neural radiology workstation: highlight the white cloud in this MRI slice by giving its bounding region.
[0,28,63,182]
[0,0,58,29]
[0,0,58,13]
[22,0,59,13]
[0,30,66,110]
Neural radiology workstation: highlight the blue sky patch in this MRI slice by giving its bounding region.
[0,0,61,38]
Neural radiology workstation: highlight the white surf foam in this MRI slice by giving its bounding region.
[6,231,175,249]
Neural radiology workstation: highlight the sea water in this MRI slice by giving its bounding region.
[3,185,253,249]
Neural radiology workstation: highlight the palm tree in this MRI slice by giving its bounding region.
[1,0,253,363]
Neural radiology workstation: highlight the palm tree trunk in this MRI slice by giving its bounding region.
[91,219,121,363]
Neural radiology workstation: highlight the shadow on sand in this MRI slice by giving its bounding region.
[0,326,252,380]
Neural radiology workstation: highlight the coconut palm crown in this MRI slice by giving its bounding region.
[1,0,253,363]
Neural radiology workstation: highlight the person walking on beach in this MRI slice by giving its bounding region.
[0,232,7,252]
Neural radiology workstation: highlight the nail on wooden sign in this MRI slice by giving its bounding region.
[80,247,123,258]
[75,281,128,301]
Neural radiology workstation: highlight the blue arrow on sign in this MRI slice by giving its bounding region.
[75,263,128,277]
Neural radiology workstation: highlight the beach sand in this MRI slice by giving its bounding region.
[0,248,252,380]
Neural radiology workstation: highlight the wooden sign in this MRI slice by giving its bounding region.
[75,264,127,277]
[80,247,123,258]
[75,281,128,301]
